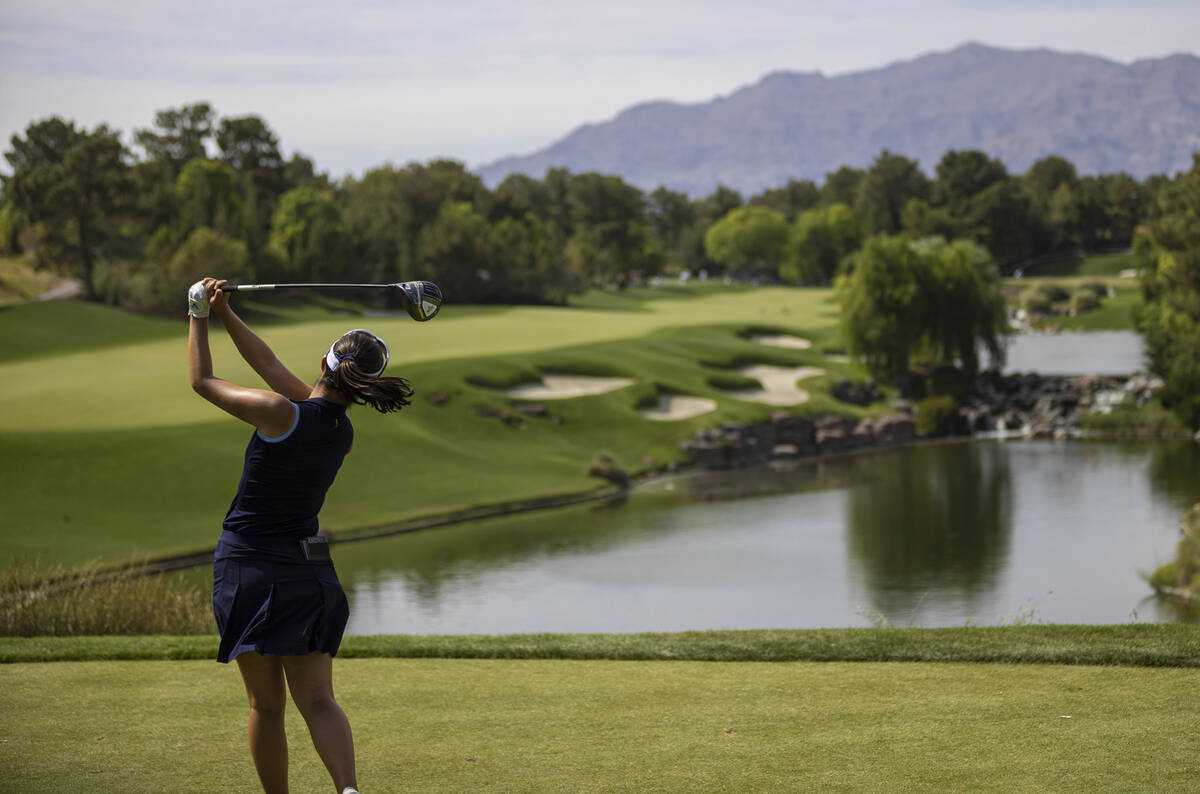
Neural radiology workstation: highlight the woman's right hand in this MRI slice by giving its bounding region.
[203,278,231,316]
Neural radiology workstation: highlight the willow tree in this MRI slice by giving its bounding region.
[837,234,1008,380]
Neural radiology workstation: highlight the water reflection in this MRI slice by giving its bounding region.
[332,496,678,610]
[330,440,1200,633]
[845,442,1012,621]
[1148,439,1200,511]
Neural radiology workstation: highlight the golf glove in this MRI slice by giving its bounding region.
[187,280,210,319]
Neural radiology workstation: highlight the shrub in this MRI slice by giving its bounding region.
[914,395,959,436]
[587,452,629,488]
[1035,282,1071,303]
[1071,291,1102,314]
[1020,289,1053,315]
[1079,281,1109,299]
[1151,506,1200,597]
[1079,401,1186,435]
[707,372,761,391]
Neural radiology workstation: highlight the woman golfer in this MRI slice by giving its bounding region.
[188,277,412,794]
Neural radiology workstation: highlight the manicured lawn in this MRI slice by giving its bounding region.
[1,656,1197,792]
[1021,251,1134,278]
[2,286,855,571]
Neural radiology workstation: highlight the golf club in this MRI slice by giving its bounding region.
[219,280,443,321]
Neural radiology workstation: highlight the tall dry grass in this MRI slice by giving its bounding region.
[1,557,212,636]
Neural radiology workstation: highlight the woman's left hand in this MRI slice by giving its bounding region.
[203,278,232,316]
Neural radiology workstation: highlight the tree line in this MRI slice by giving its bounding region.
[1,103,1183,314]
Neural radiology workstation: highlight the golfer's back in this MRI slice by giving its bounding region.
[222,397,353,537]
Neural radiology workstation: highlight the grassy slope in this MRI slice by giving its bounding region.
[0,256,66,306]
[2,655,1198,792]
[1005,250,1144,332]
[2,286,854,570]
[1020,251,1134,278]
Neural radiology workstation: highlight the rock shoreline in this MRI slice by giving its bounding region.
[680,372,1173,470]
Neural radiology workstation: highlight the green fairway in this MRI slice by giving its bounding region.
[1021,251,1135,278]
[2,286,856,570]
[1,657,1197,792]
[1005,275,1143,332]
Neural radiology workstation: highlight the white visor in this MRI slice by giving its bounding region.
[325,329,389,377]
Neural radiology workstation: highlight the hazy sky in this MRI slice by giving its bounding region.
[1,1,1197,177]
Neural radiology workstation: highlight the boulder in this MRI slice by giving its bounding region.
[830,378,883,406]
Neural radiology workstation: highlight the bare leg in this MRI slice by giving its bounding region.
[283,652,357,793]
[236,652,290,794]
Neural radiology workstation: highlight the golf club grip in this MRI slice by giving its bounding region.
[218,284,273,292]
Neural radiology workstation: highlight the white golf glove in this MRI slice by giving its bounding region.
[187,280,210,319]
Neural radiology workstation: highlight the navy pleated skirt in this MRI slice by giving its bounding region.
[212,530,350,664]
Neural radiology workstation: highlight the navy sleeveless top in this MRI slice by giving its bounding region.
[222,398,353,537]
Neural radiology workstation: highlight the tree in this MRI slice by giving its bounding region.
[1135,154,1200,427]
[177,159,242,237]
[962,180,1037,264]
[914,237,1007,374]
[781,203,861,284]
[646,186,696,250]
[837,235,927,380]
[854,150,929,234]
[135,103,215,174]
[821,166,864,207]
[837,234,1009,380]
[703,206,788,274]
[3,117,130,300]
[217,115,287,253]
[751,179,820,221]
[417,201,493,302]
[931,150,1008,208]
[342,166,416,283]
[1023,155,1079,251]
[565,172,661,285]
[268,187,348,282]
[694,185,743,225]
[341,160,489,284]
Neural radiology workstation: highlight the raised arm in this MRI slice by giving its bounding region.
[205,278,312,401]
[188,281,299,438]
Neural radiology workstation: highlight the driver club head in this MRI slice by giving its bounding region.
[395,280,442,322]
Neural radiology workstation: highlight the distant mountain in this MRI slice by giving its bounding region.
[477,43,1200,196]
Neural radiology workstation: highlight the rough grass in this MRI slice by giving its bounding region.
[3,625,1198,666]
[0,256,65,306]
[0,558,212,637]
[1,656,1198,792]
[1,286,860,571]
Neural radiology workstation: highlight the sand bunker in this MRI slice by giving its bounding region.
[751,334,811,349]
[504,375,635,400]
[639,395,718,421]
[722,365,824,406]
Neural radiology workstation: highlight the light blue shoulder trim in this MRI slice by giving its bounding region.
[256,402,300,443]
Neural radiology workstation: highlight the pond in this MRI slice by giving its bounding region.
[331,438,1200,634]
[999,330,1145,375]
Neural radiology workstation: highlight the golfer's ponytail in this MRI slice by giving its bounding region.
[321,330,414,413]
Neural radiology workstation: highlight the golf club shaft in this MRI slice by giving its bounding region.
[219,283,395,292]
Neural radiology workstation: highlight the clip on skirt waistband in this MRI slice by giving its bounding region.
[300,536,330,560]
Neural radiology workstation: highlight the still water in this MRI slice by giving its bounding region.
[1001,330,1145,375]
[332,439,1200,634]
